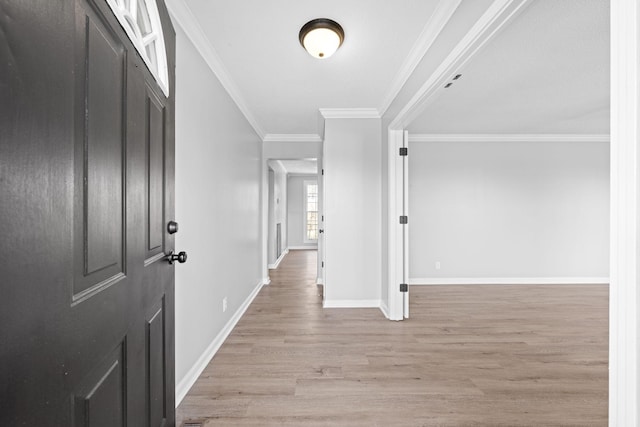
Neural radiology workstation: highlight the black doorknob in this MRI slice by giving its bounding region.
[167,221,179,234]
[166,251,187,265]
[319,229,324,234]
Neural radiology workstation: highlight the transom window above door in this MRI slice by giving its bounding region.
[106,0,169,96]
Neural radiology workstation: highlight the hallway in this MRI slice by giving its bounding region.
[177,250,608,426]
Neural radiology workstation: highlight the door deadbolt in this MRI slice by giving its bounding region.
[167,221,179,234]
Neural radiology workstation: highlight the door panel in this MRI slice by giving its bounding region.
[73,341,127,427]
[74,6,127,299]
[146,88,167,262]
[147,298,167,426]
[0,0,177,424]
[85,16,125,276]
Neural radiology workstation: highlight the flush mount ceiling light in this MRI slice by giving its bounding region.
[299,18,344,59]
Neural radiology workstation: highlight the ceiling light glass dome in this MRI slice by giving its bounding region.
[299,19,345,59]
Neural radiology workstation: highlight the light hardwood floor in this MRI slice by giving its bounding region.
[177,250,608,426]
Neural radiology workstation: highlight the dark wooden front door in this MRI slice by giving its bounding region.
[0,0,177,425]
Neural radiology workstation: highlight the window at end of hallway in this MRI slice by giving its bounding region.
[304,181,318,242]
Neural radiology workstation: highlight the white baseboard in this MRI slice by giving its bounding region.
[288,246,317,250]
[268,249,289,270]
[175,279,264,407]
[323,299,381,308]
[379,301,390,319]
[409,277,610,285]
[316,277,324,285]
[263,277,271,285]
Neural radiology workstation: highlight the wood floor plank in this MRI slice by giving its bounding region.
[177,250,608,426]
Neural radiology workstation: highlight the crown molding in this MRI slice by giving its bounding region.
[390,0,533,130]
[165,0,265,139]
[319,108,381,119]
[378,0,462,116]
[408,134,611,143]
[263,134,322,143]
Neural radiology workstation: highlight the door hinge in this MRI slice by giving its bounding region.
[322,261,324,268]
[399,147,408,156]
[322,169,324,175]
[321,215,324,221]
[399,215,408,224]
[400,283,408,292]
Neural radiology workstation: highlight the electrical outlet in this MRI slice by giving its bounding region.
[222,297,228,313]
[435,261,441,270]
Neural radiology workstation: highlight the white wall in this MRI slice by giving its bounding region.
[267,161,288,265]
[288,175,318,249]
[323,118,382,306]
[409,140,609,282]
[380,122,391,315]
[263,141,322,160]
[174,24,263,397]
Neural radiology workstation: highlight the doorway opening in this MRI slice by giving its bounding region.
[264,158,323,291]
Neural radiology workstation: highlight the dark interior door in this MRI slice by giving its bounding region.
[0,0,177,425]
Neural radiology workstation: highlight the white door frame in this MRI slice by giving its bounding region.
[260,156,321,285]
[387,128,410,321]
[402,130,410,319]
[610,0,639,423]
[387,129,406,321]
[316,157,324,287]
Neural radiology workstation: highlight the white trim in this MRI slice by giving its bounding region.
[316,277,324,285]
[263,134,322,143]
[379,301,390,319]
[263,277,271,285]
[386,129,405,321]
[316,156,324,290]
[319,108,381,119]
[175,280,264,406]
[389,0,532,129]
[610,0,639,423]
[323,299,381,309]
[268,249,289,270]
[408,134,610,143]
[402,130,409,319]
[165,0,265,139]
[261,158,269,289]
[288,246,317,250]
[273,159,287,174]
[409,277,609,286]
[378,0,461,115]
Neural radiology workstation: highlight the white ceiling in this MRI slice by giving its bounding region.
[407,0,610,134]
[176,0,442,135]
[170,0,609,137]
